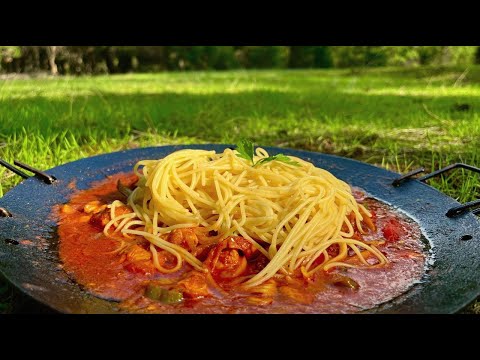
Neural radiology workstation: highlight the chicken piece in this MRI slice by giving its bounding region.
[192,244,215,261]
[126,245,152,262]
[83,200,107,214]
[88,204,132,230]
[245,252,270,276]
[168,228,199,251]
[177,271,210,298]
[155,250,180,271]
[204,236,258,281]
[61,204,76,214]
[223,236,258,259]
[123,245,155,275]
[114,205,133,216]
[89,210,110,229]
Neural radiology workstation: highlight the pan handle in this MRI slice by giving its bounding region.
[0,159,57,218]
[392,163,480,218]
[0,158,56,184]
[0,207,12,217]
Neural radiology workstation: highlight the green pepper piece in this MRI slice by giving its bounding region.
[145,284,184,304]
[117,180,132,198]
[160,289,183,304]
[331,274,360,290]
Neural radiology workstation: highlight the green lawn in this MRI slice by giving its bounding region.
[1,67,479,313]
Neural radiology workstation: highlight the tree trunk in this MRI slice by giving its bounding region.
[103,46,117,74]
[33,46,40,71]
[47,46,58,75]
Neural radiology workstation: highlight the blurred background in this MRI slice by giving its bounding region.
[1,46,479,75]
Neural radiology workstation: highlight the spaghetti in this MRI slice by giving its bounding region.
[103,147,388,287]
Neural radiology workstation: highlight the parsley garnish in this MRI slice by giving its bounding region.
[235,139,255,163]
[235,139,301,167]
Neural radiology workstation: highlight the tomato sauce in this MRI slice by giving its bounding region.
[57,174,427,313]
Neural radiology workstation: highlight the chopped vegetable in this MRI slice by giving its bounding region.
[136,177,146,188]
[126,245,152,262]
[204,236,258,280]
[331,274,360,290]
[235,139,300,167]
[83,200,106,214]
[177,272,210,298]
[117,180,132,198]
[89,210,111,229]
[145,284,184,304]
[383,219,404,242]
[61,204,76,214]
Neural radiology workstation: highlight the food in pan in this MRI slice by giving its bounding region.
[58,142,427,313]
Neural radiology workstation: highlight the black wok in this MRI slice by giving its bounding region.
[0,145,479,313]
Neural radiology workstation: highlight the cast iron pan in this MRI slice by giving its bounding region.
[0,145,479,313]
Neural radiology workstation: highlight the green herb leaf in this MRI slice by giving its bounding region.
[236,139,255,165]
[235,139,301,168]
[254,154,301,167]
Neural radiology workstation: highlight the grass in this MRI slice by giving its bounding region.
[1,66,479,313]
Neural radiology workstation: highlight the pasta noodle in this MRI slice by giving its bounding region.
[104,147,388,287]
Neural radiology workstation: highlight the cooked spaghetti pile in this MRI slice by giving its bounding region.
[104,147,387,287]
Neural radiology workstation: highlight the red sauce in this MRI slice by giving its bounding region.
[58,173,427,313]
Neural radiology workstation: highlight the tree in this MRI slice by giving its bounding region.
[313,47,333,68]
[288,46,316,68]
[0,46,21,72]
[46,46,59,75]
[288,47,333,68]
[239,46,290,69]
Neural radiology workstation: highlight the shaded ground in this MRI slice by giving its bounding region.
[0,67,479,313]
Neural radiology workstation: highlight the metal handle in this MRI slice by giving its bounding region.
[392,163,480,218]
[0,158,56,184]
[0,159,57,219]
[13,160,56,184]
[0,207,12,217]
[0,159,30,179]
